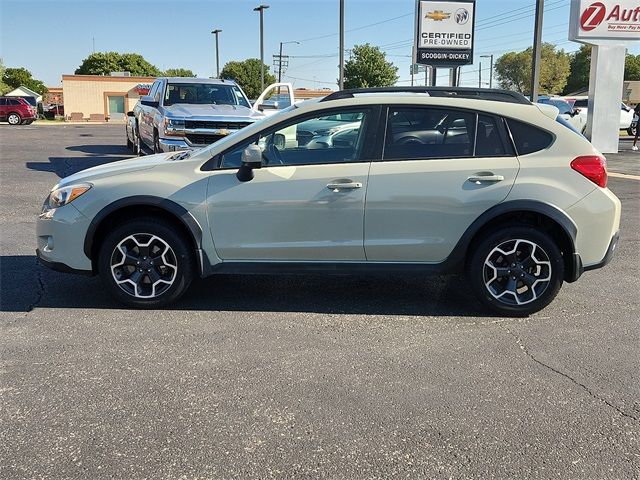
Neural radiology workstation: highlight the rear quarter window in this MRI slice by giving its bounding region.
[506,119,554,156]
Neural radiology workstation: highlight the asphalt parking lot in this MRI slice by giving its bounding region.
[1,124,639,479]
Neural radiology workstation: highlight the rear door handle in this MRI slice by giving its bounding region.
[467,173,505,184]
[326,181,363,192]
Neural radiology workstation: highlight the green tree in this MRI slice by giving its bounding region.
[2,67,48,95]
[0,59,10,95]
[75,52,160,76]
[564,45,590,94]
[564,48,640,94]
[163,68,196,77]
[624,54,640,81]
[343,43,398,88]
[220,59,275,99]
[495,43,570,95]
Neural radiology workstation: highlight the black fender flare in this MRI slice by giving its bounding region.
[83,195,203,259]
[446,200,578,268]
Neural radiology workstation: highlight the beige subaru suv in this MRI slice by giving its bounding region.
[36,87,621,316]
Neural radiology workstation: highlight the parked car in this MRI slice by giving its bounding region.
[37,87,621,316]
[561,96,634,133]
[0,96,37,125]
[127,77,294,154]
[537,97,584,133]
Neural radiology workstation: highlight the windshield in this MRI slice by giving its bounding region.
[164,83,250,107]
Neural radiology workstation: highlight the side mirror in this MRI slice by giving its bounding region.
[127,111,135,117]
[258,102,279,112]
[140,96,159,108]
[236,144,263,182]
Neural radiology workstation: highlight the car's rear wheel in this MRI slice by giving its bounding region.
[98,218,195,308]
[7,113,21,125]
[468,226,564,316]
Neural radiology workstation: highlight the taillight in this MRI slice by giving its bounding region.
[571,155,607,188]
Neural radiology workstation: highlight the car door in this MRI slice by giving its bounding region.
[139,80,161,144]
[205,107,377,261]
[365,106,520,263]
[252,83,295,116]
[0,98,6,120]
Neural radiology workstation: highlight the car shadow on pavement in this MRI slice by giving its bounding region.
[1,255,484,317]
[25,144,132,178]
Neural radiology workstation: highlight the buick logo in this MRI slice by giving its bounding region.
[455,8,469,25]
[580,2,606,31]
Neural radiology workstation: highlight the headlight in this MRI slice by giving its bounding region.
[46,183,92,209]
[164,118,185,136]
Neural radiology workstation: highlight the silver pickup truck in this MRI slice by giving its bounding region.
[126,77,294,153]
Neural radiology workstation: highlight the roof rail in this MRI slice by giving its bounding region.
[320,87,531,105]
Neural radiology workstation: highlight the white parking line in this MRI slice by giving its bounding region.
[609,172,640,181]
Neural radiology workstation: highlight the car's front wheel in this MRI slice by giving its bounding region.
[98,218,195,308]
[468,226,564,316]
[7,113,22,125]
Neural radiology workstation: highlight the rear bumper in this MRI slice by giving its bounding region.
[584,231,619,272]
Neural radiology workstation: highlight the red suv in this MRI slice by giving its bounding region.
[0,97,37,125]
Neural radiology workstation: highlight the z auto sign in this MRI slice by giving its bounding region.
[570,0,640,42]
[415,0,476,66]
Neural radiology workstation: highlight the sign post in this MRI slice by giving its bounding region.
[569,0,640,153]
[414,0,476,86]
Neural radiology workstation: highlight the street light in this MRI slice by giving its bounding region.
[254,4,270,92]
[276,40,300,83]
[211,29,222,78]
[480,54,494,89]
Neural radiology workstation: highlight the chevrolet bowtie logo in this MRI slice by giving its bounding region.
[426,10,451,21]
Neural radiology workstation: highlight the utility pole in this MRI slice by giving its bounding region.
[478,62,482,88]
[274,41,299,83]
[481,54,494,88]
[211,29,222,78]
[254,4,269,92]
[339,0,345,89]
[530,0,544,101]
[92,37,95,53]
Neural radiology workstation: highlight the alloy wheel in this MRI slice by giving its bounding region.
[110,233,178,298]
[483,239,552,306]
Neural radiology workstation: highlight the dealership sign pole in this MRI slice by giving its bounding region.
[414,0,476,86]
[569,0,640,153]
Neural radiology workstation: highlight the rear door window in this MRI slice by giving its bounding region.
[383,107,476,160]
[506,119,554,155]
[476,115,508,157]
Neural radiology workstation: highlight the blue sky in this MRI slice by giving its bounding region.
[1,0,638,89]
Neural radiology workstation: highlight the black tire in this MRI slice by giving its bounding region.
[134,125,143,156]
[153,130,161,154]
[7,112,21,125]
[628,126,636,137]
[126,129,133,149]
[467,226,564,317]
[97,218,195,308]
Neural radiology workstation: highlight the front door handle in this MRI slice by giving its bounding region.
[467,173,505,184]
[326,181,363,192]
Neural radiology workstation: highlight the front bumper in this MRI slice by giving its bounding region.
[36,204,93,274]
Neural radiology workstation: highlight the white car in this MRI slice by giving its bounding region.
[37,87,621,316]
[562,96,634,132]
